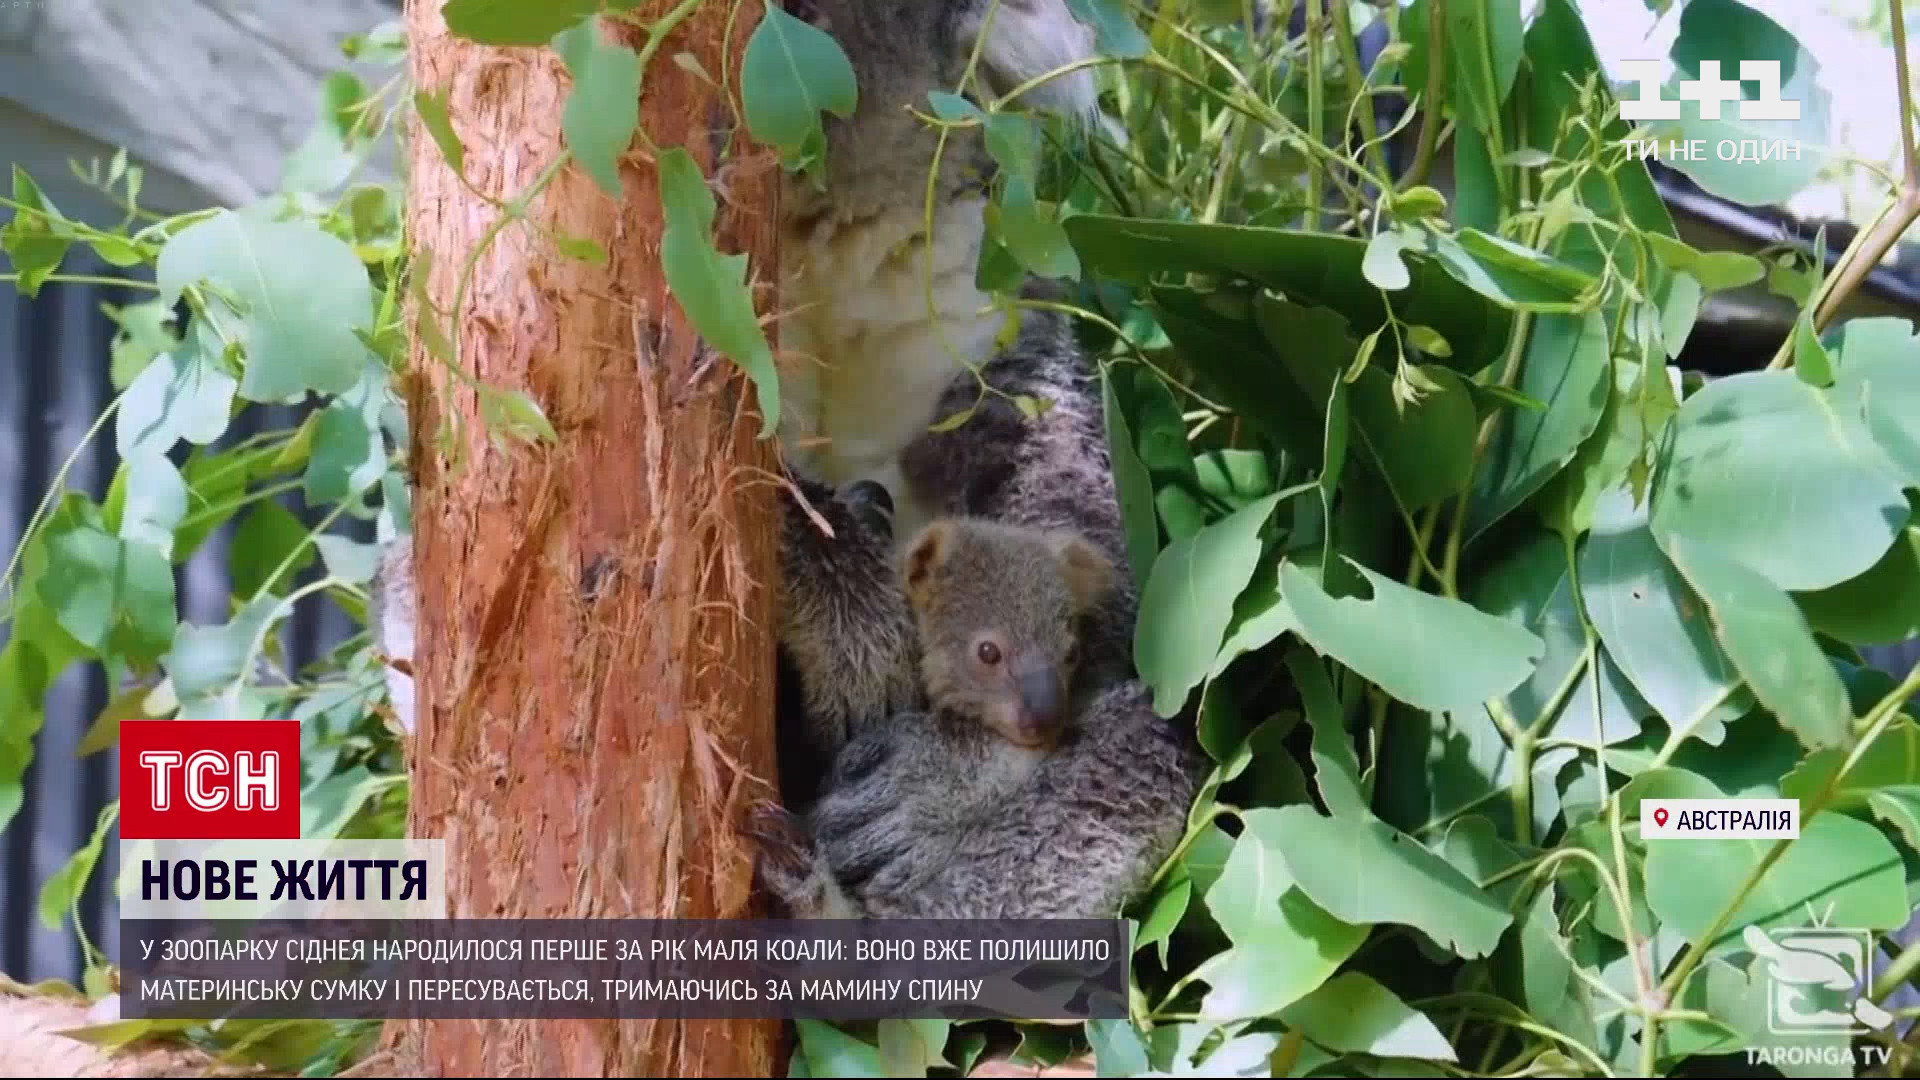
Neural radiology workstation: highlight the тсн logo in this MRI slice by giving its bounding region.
[120,720,301,840]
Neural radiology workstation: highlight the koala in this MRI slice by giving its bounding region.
[752,515,1183,920]
[769,0,1137,796]
[772,0,1106,534]
[371,0,1203,919]
[369,536,415,733]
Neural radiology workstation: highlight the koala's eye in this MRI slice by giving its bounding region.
[1065,640,1081,666]
[976,640,1003,666]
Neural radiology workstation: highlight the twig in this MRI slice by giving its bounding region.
[1400,0,1446,189]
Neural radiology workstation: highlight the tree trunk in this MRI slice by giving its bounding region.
[393,0,783,1075]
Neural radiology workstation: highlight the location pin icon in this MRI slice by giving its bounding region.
[1653,808,1670,827]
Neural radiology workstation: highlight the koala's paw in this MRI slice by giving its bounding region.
[745,801,826,914]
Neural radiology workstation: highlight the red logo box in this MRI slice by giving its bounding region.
[120,720,301,840]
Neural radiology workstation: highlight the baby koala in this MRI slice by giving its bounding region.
[748,515,1118,919]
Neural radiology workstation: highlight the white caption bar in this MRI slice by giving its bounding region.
[1641,799,1800,839]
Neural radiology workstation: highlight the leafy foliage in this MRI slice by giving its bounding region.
[4,0,1918,1078]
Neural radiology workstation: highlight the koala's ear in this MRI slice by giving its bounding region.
[1053,534,1115,613]
[904,521,955,604]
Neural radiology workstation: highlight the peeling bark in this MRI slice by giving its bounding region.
[393,0,783,1074]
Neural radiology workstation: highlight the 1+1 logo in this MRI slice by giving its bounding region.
[1614,59,1805,165]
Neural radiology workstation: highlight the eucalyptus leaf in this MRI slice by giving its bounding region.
[157,211,376,402]
[1264,804,1513,959]
[1281,558,1545,714]
[555,20,642,198]
[1136,492,1283,716]
[1650,369,1907,593]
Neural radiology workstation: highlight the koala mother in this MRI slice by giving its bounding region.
[766,0,1201,922]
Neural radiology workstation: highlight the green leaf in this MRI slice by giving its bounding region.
[37,802,118,932]
[1133,872,1189,967]
[1102,369,1158,590]
[1443,0,1524,137]
[1279,972,1458,1063]
[314,536,382,585]
[1065,216,1514,374]
[1191,808,1367,1024]
[991,177,1079,279]
[1,167,74,297]
[77,685,156,758]
[1798,528,1920,647]
[1781,718,1920,816]
[1643,235,1766,293]
[166,595,281,704]
[1362,231,1412,291]
[1658,271,1704,359]
[657,147,780,437]
[1671,0,1801,84]
[1195,450,1274,508]
[412,90,466,179]
[740,4,858,184]
[1662,536,1850,751]
[117,455,188,558]
[1646,810,1909,949]
[283,71,372,194]
[1064,0,1149,58]
[304,401,386,505]
[1650,369,1907,592]
[555,19,642,198]
[1430,230,1596,313]
[1517,884,1574,1023]
[1264,804,1513,959]
[1792,309,1834,388]
[116,348,237,459]
[37,526,176,665]
[1653,0,1831,205]
[1394,185,1449,220]
[1086,1019,1149,1077]
[1135,492,1282,716]
[1281,558,1545,714]
[1838,318,1920,487]
[1580,493,1743,747]
[1466,310,1611,541]
[441,0,597,46]
[1286,647,1367,818]
[1470,530,1650,750]
[1257,298,1477,512]
[926,91,982,123]
[156,210,376,402]
[230,504,317,600]
[796,1019,886,1078]
[172,447,253,561]
[105,300,182,390]
[984,112,1041,182]
[1451,125,1500,233]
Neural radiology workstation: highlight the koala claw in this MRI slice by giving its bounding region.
[745,801,818,905]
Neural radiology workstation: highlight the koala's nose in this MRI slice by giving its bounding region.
[1013,661,1064,744]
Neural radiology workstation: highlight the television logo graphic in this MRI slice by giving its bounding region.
[120,720,301,840]
[1617,59,1802,122]
[1744,926,1895,1035]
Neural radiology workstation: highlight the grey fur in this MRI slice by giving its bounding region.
[754,680,1201,919]
[755,517,1200,920]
